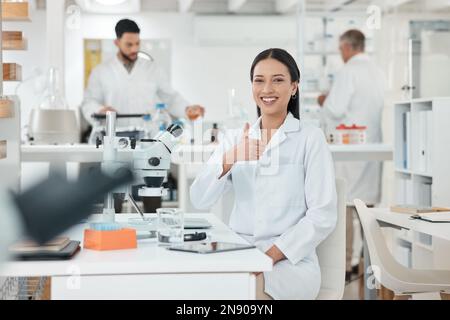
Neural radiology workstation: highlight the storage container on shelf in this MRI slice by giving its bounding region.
[332,124,367,144]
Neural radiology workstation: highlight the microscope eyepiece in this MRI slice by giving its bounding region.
[167,123,183,138]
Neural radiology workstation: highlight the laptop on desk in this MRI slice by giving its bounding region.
[127,194,212,229]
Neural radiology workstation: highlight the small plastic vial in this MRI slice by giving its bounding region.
[211,123,219,143]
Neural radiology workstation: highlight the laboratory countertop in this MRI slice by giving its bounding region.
[0,214,273,278]
[370,208,450,241]
[328,144,392,161]
[21,143,393,162]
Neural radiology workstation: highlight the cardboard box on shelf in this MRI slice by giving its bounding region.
[0,140,6,159]
[1,2,29,20]
[3,63,22,81]
[2,39,26,50]
[0,99,13,118]
[2,32,26,50]
[2,31,23,41]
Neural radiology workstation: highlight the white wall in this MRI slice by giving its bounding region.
[65,12,300,124]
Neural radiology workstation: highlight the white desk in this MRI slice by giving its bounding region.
[362,208,450,300]
[21,144,130,162]
[329,144,392,162]
[21,143,393,163]
[370,208,450,241]
[0,214,272,300]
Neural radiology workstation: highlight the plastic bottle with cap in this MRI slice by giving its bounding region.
[210,123,219,144]
[153,103,172,135]
[142,114,156,139]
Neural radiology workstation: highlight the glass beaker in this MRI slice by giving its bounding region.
[38,67,68,110]
[156,208,184,245]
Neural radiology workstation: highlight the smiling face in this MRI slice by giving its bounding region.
[252,58,298,118]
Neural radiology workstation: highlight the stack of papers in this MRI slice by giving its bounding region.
[391,205,450,223]
[390,205,450,214]
[411,212,450,223]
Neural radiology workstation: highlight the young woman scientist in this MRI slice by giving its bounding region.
[190,49,337,300]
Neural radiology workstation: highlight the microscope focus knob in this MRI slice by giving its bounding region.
[148,157,160,167]
[96,137,102,149]
[130,138,137,150]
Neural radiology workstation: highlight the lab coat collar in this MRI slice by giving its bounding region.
[348,52,370,64]
[248,112,300,151]
[281,112,301,133]
[113,54,142,75]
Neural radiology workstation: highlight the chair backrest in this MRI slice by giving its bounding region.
[316,178,346,300]
[353,199,409,293]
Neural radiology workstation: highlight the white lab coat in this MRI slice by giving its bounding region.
[322,53,385,204]
[190,113,337,300]
[81,55,189,127]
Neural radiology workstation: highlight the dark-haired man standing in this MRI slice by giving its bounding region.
[81,19,204,213]
[81,19,204,126]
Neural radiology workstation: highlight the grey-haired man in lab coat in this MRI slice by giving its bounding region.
[318,29,385,282]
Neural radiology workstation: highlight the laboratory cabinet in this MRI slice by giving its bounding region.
[392,97,450,270]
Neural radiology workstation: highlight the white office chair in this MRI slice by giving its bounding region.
[354,199,450,299]
[316,178,346,300]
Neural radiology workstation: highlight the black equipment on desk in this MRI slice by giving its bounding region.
[184,232,207,242]
[13,241,81,261]
[91,113,148,120]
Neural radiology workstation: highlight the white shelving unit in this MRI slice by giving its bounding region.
[0,0,29,192]
[392,97,450,269]
[0,96,20,192]
[0,0,31,300]
[394,97,450,207]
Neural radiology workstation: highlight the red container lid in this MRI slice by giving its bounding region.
[336,124,367,130]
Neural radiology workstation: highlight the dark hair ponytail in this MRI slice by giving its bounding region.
[250,48,300,120]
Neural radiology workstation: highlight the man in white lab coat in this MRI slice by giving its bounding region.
[318,29,385,280]
[81,19,204,127]
[81,19,204,213]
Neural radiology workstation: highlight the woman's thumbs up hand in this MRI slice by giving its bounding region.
[225,123,266,165]
[220,123,266,179]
